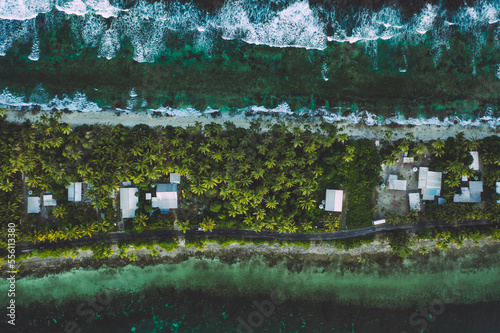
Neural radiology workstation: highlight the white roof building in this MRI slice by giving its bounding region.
[403,157,414,164]
[496,182,500,203]
[454,181,483,203]
[373,219,386,225]
[27,196,40,214]
[152,184,178,210]
[418,167,442,200]
[470,151,480,171]
[120,187,139,218]
[43,194,57,206]
[170,173,181,184]
[67,182,82,202]
[409,193,421,211]
[325,189,343,212]
[388,175,407,191]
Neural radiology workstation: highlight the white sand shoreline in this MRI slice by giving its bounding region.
[5,109,499,141]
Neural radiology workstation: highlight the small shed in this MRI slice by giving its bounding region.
[470,151,480,171]
[27,196,40,214]
[170,173,181,184]
[120,187,139,218]
[67,182,82,202]
[325,189,343,212]
[373,219,386,225]
[409,193,421,211]
[43,194,57,207]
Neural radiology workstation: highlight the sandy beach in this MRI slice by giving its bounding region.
[5,109,500,141]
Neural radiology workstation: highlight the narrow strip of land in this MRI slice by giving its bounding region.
[5,109,499,141]
[15,220,495,252]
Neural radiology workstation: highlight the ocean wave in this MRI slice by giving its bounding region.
[1,87,499,128]
[0,0,498,63]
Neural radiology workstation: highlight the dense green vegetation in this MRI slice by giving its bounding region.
[0,113,382,251]
[1,111,500,260]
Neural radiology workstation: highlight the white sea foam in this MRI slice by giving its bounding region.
[0,0,499,67]
[2,87,499,127]
[251,103,294,115]
[44,92,102,112]
[28,34,40,61]
[0,0,52,20]
[55,0,123,18]
[0,88,101,112]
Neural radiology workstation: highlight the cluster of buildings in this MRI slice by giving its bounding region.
[27,174,181,220]
[120,173,180,219]
[384,151,491,214]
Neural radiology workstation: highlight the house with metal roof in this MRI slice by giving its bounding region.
[67,182,82,202]
[152,184,178,210]
[27,196,40,214]
[43,194,57,207]
[120,187,139,219]
[454,181,483,203]
[325,189,343,212]
[388,175,407,191]
[418,167,442,200]
[409,192,421,211]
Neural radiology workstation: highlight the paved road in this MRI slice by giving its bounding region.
[15,220,496,252]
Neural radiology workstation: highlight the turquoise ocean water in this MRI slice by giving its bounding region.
[1,244,500,332]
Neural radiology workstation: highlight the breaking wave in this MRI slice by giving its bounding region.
[0,0,498,63]
[1,87,499,128]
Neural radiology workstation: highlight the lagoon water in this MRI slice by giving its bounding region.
[1,244,500,332]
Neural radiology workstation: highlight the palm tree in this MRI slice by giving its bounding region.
[264,159,276,169]
[445,177,461,189]
[266,197,278,209]
[301,221,313,232]
[200,217,216,232]
[432,138,445,150]
[263,218,277,230]
[198,143,211,155]
[53,206,67,219]
[298,197,316,211]
[177,220,190,233]
[337,133,348,144]
[253,208,266,220]
[414,142,428,155]
[251,222,264,233]
[419,246,429,254]
[343,145,356,162]
[190,181,207,195]
[277,223,288,233]
[384,154,399,166]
